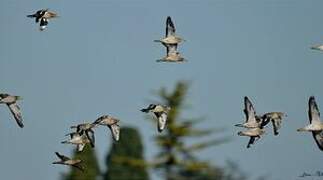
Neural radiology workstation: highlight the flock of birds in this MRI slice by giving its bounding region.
[1,8,323,173]
[235,96,323,150]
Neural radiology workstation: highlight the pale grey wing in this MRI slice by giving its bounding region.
[109,124,120,141]
[77,144,85,152]
[166,16,175,37]
[167,44,178,56]
[244,96,256,124]
[7,103,24,128]
[157,112,167,133]
[308,96,321,124]
[55,152,70,161]
[312,131,323,151]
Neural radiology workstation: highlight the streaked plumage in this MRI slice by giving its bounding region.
[52,152,84,172]
[297,96,323,151]
[0,93,24,128]
[94,115,121,141]
[141,104,171,132]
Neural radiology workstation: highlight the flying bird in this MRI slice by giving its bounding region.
[297,96,323,151]
[235,96,266,148]
[154,16,184,46]
[0,93,24,128]
[261,112,286,135]
[141,104,171,132]
[27,9,58,31]
[61,132,91,152]
[70,123,97,147]
[52,152,84,172]
[94,115,120,141]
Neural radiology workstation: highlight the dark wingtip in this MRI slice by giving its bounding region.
[140,109,148,113]
[274,131,279,136]
[54,152,60,157]
[309,96,316,106]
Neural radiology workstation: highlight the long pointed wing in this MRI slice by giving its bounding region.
[312,131,323,151]
[166,16,175,37]
[109,124,120,141]
[7,103,24,128]
[308,96,321,124]
[247,137,256,148]
[244,96,256,124]
[157,112,167,133]
[85,130,95,148]
[55,152,70,161]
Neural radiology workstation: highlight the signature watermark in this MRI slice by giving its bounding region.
[298,171,323,179]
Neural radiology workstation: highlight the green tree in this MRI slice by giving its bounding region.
[63,145,100,180]
[148,81,231,180]
[104,126,149,180]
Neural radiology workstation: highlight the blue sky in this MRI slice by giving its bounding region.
[1,0,323,179]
